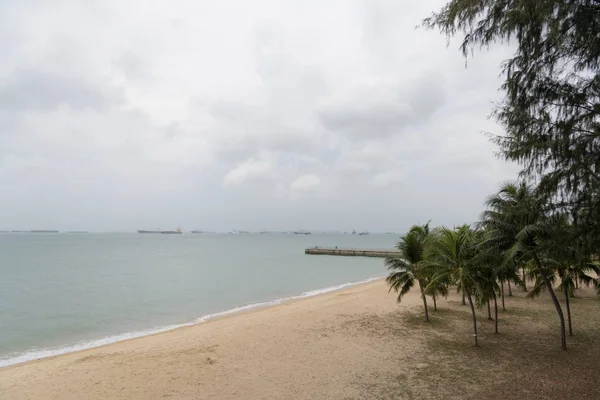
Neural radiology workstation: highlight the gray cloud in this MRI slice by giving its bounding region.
[317,72,446,140]
[0,69,123,111]
[0,0,520,232]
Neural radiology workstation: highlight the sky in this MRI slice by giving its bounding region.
[0,0,520,232]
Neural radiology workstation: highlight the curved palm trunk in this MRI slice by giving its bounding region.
[533,253,567,350]
[432,294,437,311]
[564,280,573,336]
[508,280,513,297]
[493,291,498,334]
[500,280,506,311]
[487,300,492,320]
[462,291,466,305]
[419,284,430,322]
[522,267,528,291]
[465,288,478,346]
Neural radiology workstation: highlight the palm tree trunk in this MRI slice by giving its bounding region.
[533,253,567,351]
[500,280,506,311]
[420,285,430,322]
[564,280,573,336]
[487,300,492,320]
[432,294,437,311]
[465,288,478,346]
[508,280,513,297]
[575,278,579,290]
[493,291,498,334]
[522,267,528,291]
[462,291,466,305]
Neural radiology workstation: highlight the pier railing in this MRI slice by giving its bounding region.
[305,247,400,258]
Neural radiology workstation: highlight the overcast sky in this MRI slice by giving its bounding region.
[0,0,520,232]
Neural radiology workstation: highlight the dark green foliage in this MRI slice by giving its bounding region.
[386,223,435,322]
[423,0,600,257]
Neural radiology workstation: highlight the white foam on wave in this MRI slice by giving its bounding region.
[0,276,383,368]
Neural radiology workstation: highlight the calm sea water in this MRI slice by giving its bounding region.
[0,232,396,366]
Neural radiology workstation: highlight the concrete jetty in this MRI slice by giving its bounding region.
[305,247,400,258]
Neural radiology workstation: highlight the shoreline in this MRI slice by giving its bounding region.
[3,278,599,399]
[0,276,385,369]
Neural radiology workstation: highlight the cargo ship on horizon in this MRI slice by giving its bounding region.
[137,227,182,234]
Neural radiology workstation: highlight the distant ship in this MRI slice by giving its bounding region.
[161,227,182,235]
[293,230,311,235]
[137,228,182,234]
[31,230,59,233]
[358,231,369,236]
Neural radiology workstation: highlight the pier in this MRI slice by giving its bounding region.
[305,247,400,258]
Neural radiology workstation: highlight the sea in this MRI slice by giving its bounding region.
[0,232,396,367]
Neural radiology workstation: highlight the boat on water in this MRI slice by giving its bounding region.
[293,230,311,235]
[358,231,369,235]
[137,228,182,234]
[161,227,182,235]
[31,230,59,233]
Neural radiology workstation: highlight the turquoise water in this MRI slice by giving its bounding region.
[0,233,395,366]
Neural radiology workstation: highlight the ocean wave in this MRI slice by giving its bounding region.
[0,276,383,368]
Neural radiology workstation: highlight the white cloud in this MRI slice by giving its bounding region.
[222,157,276,187]
[290,174,321,192]
[0,0,520,232]
[372,171,406,187]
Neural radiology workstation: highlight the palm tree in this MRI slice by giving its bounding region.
[508,221,568,350]
[386,224,432,322]
[407,222,451,310]
[480,182,536,298]
[424,225,482,345]
[481,181,569,350]
[542,222,600,337]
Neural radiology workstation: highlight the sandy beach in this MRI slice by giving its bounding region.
[2,279,600,400]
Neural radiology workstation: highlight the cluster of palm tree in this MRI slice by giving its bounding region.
[386,182,600,350]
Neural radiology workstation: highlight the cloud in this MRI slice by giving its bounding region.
[222,156,277,187]
[290,174,321,193]
[0,69,123,111]
[0,0,520,232]
[317,72,446,140]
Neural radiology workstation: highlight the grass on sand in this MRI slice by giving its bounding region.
[349,287,600,400]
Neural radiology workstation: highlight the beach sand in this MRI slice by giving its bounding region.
[2,279,600,399]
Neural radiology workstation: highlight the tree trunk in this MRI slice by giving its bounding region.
[462,290,466,305]
[487,300,492,320]
[432,294,437,311]
[420,284,430,322]
[493,291,499,334]
[575,278,579,290]
[522,267,528,291]
[564,280,573,336]
[465,288,478,346]
[533,253,567,351]
[508,280,513,297]
[500,280,506,311]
